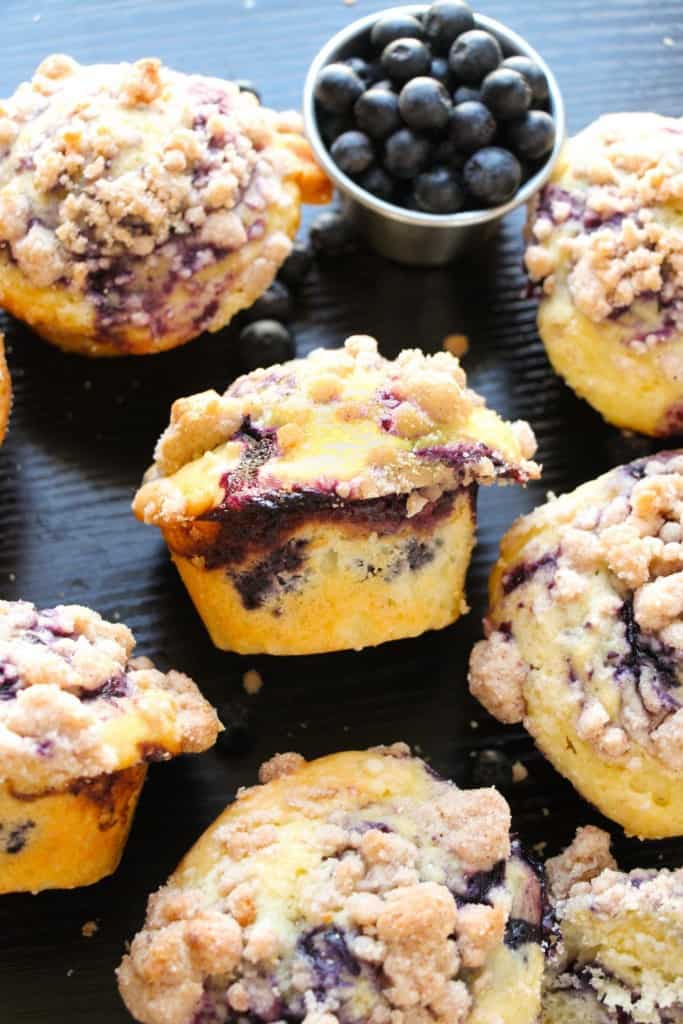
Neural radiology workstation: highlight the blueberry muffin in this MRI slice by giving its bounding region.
[0,55,330,357]
[0,599,220,893]
[542,826,683,1023]
[0,332,10,444]
[133,335,539,655]
[117,744,545,1024]
[469,451,683,838]
[525,112,683,436]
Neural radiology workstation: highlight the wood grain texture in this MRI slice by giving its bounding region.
[1,0,682,1020]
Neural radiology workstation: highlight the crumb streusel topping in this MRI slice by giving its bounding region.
[0,55,307,314]
[470,452,683,773]
[525,113,683,347]
[117,745,544,1024]
[0,600,221,792]
[544,828,683,1023]
[133,335,539,526]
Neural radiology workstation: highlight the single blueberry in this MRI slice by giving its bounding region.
[453,84,481,104]
[354,88,401,140]
[449,100,496,152]
[506,110,556,160]
[278,240,313,289]
[463,145,522,205]
[360,166,395,202]
[310,210,358,256]
[430,56,451,86]
[381,38,431,84]
[424,0,475,53]
[481,67,532,120]
[414,166,464,213]
[344,56,375,86]
[370,12,425,50]
[383,128,432,179]
[399,76,452,134]
[448,29,503,83]
[215,701,253,755]
[331,130,375,176]
[235,79,261,102]
[243,280,293,323]
[238,320,295,370]
[502,56,549,104]
[314,62,365,114]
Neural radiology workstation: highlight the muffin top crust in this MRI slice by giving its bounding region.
[117,745,544,1024]
[0,55,320,300]
[544,827,683,1020]
[469,452,683,772]
[133,335,539,526]
[525,112,683,347]
[0,600,221,792]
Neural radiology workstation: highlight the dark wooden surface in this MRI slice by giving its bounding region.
[1,0,682,1020]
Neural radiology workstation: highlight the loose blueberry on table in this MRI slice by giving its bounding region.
[314,0,556,213]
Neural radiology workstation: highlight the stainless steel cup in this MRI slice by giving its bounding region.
[303,6,566,266]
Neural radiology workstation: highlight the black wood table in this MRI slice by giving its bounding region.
[1,0,682,1020]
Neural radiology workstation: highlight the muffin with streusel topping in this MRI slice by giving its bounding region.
[117,744,545,1024]
[133,335,540,655]
[542,826,683,1023]
[0,55,330,356]
[469,451,683,839]
[0,599,220,893]
[525,112,683,436]
[0,332,10,444]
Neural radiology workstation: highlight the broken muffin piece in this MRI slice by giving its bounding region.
[133,335,539,655]
[525,112,683,436]
[543,826,683,1024]
[117,744,545,1024]
[0,55,330,356]
[0,599,220,893]
[469,451,683,839]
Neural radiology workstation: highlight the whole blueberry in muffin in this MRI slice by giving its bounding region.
[0,56,330,356]
[469,451,683,838]
[117,744,545,1024]
[0,599,220,892]
[133,335,539,656]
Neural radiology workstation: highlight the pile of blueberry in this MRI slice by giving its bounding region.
[313,0,556,212]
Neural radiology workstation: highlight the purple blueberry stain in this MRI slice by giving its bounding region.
[298,927,360,996]
[617,597,680,703]
[79,673,129,702]
[502,551,558,595]
[0,660,20,700]
[456,859,506,906]
[416,442,527,483]
[231,538,308,610]
[1,820,35,855]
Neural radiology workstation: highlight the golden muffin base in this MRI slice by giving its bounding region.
[0,182,304,358]
[538,290,683,437]
[165,491,476,655]
[0,332,10,444]
[0,764,146,894]
[488,501,683,839]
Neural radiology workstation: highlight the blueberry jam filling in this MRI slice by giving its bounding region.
[0,819,35,855]
[191,488,465,569]
[231,539,307,610]
[415,441,526,483]
[617,597,681,701]
[502,551,557,595]
[456,859,506,906]
[298,927,361,996]
[222,417,279,501]
[79,673,129,702]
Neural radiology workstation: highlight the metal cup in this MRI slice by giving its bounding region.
[303,5,566,266]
